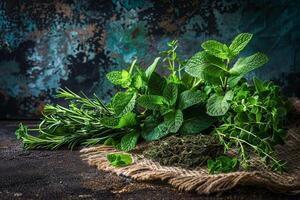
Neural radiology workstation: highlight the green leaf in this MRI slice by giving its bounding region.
[180,116,214,135]
[137,95,167,110]
[148,72,165,95]
[133,74,143,89]
[178,90,206,110]
[104,138,116,146]
[100,117,120,128]
[207,155,238,174]
[229,33,253,56]
[228,75,244,88]
[100,112,137,129]
[229,53,269,75]
[164,109,184,133]
[201,40,230,59]
[145,57,161,79]
[142,121,171,141]
[120,131,139,151]
[107,153,133,167]
[15,123,28,139]
[206,90,234,116]
[163,83,178,106]
[106,70,131,88]
[118,112,137,128]
[253,77,266,93]
[185,51,229,85]
[112,92,137,117]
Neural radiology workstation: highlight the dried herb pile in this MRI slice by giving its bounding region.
[144,135,222,169]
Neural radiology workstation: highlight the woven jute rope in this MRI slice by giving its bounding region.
[80,99,300,194]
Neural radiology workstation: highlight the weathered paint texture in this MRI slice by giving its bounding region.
[0,0,299,119]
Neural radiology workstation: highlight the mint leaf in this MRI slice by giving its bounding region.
[206,90,234,116]
[164,109,183,133]
[207,156,238,174]
[118,112,137,128]
[253,77,266,93]
[228,75,244,88]
[141,121,170,141]
[133,74,143,89]
[229,33,253,56]
[100,112,137,129]
[201,40,230,59]
[163,83,178,106]
[145,57,161,79]
[137,95,167,110]
[100,117,120,128]
[112,92,137,117]
[180,116,214,135]
[229,52,268,75]
[107,153,133,167]
[178,90,206,110]
[148,72,165,95]
[120,131,139,151]
[185,51,229,84]
[106,70,131,88]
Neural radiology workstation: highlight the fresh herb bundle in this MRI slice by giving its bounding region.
[16,33,289,172]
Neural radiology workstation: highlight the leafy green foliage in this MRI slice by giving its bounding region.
[206,90,234,116]
[214,80,288,171]
[16,33,289,174]
[207,156,238,174]
[120,131,139,151]
[107,153,133,167]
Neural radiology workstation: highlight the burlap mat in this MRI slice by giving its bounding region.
[80,98,300,195]
[80,123,300,195]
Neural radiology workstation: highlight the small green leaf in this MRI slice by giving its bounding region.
[106,70,131,88]
[120,131,139,151]
[137,95,167,110]
[178,90,206,110]
[104,138,116,146]
[133,74,143,89]
[207,156,238,174]
[201,40,230,59]
[229,53,269,75]
[163,83,178,106]
[229,33,253,56]
[206,90,234,116]
[15,123,28,139]
[107,153,133,167]
[145,57,161,79]
[253,77,266,93]
[112,92,137,117]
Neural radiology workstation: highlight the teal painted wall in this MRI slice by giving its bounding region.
[0,0,299,119]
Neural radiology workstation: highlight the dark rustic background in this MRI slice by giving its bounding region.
[0,0,299,119]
